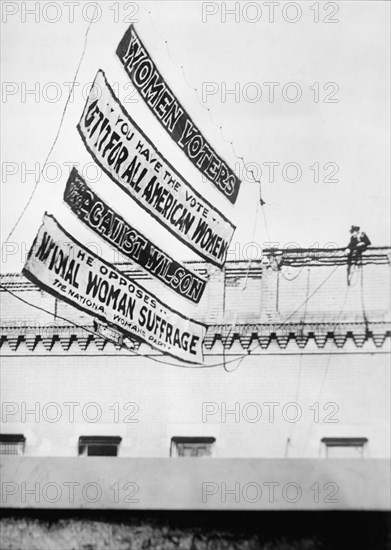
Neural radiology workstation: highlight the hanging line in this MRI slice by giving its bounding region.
[1,9,344,378]
[2,12,340,372]
[285,268,311,455]
[301,281,351,455]
[222,265,227,371]
[218,264,340,369]
[135,7,270,300]
[221,266,241,373]
[139,6,269,219]
[242,186,261,292]
[220,265,241,373]
[222,277,241,373]
[0,282,225,370]
[246,265,339,358]
[360,264,370,336]
[0,264,340,371]
[136,5,272,371]
[4,8,97,245]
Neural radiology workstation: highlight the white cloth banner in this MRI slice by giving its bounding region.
[23,214,206,364]
[77,70,235,267]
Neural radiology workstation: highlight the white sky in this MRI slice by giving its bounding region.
[1,0,390,274]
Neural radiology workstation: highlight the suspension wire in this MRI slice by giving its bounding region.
[1,10,345,376]
[285,268,311,456]
[301,282,351,455]
[360,263,370,335]
[4,9,97,244]
[220,265,246,373]
[0,265,341,371]
[138,5,269,227]
[242,186,261,292]
[3,7,273,375]
[246,266,339,358]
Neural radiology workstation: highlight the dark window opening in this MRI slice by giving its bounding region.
[170,437,216,457]
[321,437,368,458]
[0,434,26,455]
[78,436,122,457]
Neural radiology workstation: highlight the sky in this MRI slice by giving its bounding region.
[1,0,390,274]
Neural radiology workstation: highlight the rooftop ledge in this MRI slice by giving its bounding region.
[0,247,390,284]
[0,247,389,353]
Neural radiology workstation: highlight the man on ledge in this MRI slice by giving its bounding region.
[345,225,371,283]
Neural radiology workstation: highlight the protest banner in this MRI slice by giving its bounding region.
[78,70,235,267]
[64,167,207,304]
[23,214,206,364]
[116,25,241,204]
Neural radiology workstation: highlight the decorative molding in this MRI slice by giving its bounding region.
[41,336,56,351]
[372,333,387,348]
[6,336,21,352]
[0,322,389,353]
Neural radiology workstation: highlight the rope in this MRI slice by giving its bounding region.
[360,264,370,335]
[285,268,311,455]
[242,185,261,291]
[128,9,271,355]
[280,266,304,281]
[247,266,339,357]
[3,8,269,374]
[138,6,269,221]
[4,9,96,244]
[0,264,341,371]
[301,282,351,455]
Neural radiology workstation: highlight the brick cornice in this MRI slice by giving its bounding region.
[0,322,389,352]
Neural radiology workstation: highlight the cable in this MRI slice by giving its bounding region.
[301,282,351,455]
[221,278,241,373]
[247,265,340,357]
[138,8,268,215]
[360,264,369,334]
[0,264,341,371]
[1,12,342,373]
[4,8,96,244]
[242,185,261,291]
[285,268,311,454]
[224,355,246,373]
[129,11,272,359]
[222,265,228,371]
[0,282,241,369]
[131,9,271,348]
[123,12,272,347]
[280,266,304,281]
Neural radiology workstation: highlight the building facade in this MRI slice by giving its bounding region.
[1,248,390,462]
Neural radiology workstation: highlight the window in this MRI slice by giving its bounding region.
[170,437,216,457]
[0,434,26,455]
[78,436,122,457]
[321,437,368,458]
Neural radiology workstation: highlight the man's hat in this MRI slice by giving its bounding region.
[350,225,360,233]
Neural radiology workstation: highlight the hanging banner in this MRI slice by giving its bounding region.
[23,214,205,364]
[116,25,241,205]
[78,70,235,268]
[64,167,207,304]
